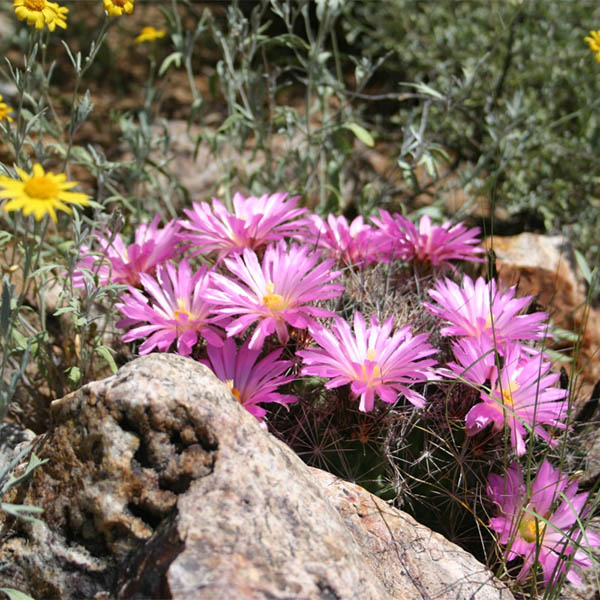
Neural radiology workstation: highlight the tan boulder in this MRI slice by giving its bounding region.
[0,353,512,599]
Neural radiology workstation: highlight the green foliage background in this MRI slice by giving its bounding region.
[343,0,600,258]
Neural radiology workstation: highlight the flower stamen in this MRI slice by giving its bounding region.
[518,510,547,544]
[226,379,242,403]
[501,380,519,408]
[263,282,287,312]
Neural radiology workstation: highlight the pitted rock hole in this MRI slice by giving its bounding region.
[115,407,218,517]
[127,501,164,530]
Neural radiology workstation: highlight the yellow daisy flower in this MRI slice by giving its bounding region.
[585,30,600,51]
[0,164,90,223]
[134,26,166,44]
[13,0,68,32]
[0,95,14,123]
[584,30,600,63]
[103,0,135,17]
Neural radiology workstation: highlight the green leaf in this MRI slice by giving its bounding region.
[11,329,29,353]
[66,366,81,386]
[0,588,36,600]
[343,122,375,147]
[404,81,445,100]
[158,51,182,77]
[574,249,593,286]
[551,326,580,343]
[275,33,310,52]
[96,345,118,374]
[542,348,571,364]
[218,112,245,132]
[1,453,47,495]
[0,503,44,523]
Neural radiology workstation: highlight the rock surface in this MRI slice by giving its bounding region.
[309,468,511,600]
[0,353,512,599]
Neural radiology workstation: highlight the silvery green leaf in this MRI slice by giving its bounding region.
[0,503,44,523]
[315,0,343,21]
[574,249,593,286]
[0,588,36,600]
[158,52,182,77]
[74,90,94,127]
[343,123,375,147]
[96,345,118,374]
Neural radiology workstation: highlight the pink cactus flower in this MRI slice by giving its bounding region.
[299,214,386,268]
[464,343,569,455]
[202,337,297,423]
[487,460,600,587]
[74,215,181,289]
[204,241,344,349]
[424,275,548,344]
[181,192,307,260]
[298,311,437,412]
[116,260,224,356]
[371,210,484,268]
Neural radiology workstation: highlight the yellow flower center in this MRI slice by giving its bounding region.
[500,380,519,408]
[263,282,287,312]
[24,175,59,200]
[113,0,127,6]
[24,0,46,10]
[518,510,546,544]
[361,349,382,381]
[226,379,242,403]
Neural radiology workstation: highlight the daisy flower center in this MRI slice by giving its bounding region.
[24,175,59,200]
[24,0,46,10]
[226,379,242,403]
[518,510,546,544]
[263,282,287,312]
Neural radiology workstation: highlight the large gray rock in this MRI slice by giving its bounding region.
[0,354,512,599]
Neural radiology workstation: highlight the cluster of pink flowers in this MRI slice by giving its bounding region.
[182,192,306,260]
[425,275,568,456]
[73,189,597,589]
[487,461,599,587]
[424,274,596,586]
[75,194,482,422]
[296,209,485,270]
[371,210,485,268]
